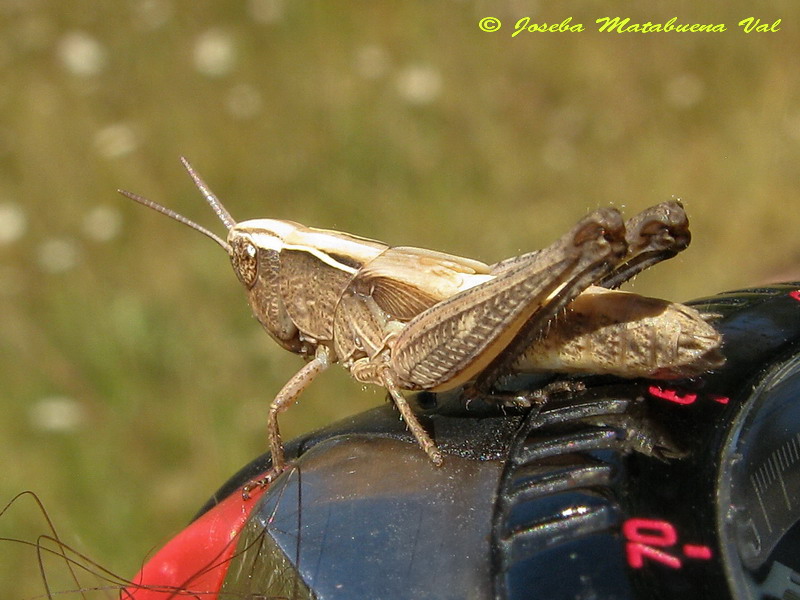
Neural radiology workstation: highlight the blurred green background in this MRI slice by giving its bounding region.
[1,0,799,596]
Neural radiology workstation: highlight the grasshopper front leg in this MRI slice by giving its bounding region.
[242,345,332,498]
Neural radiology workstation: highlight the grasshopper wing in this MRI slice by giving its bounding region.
[333,247,492,362]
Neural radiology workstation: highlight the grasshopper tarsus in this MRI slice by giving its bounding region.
[469,379,587,411]
[123,160,724,472]
[241,468,283,500]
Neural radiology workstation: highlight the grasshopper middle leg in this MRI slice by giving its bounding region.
[381,368,443,465]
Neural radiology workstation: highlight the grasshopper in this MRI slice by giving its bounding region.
[120,159,724,492]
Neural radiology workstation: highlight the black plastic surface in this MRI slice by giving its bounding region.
[198,283,800,600]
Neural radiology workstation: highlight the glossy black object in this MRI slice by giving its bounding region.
[197,284,800,600]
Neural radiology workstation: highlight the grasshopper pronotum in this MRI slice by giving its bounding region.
[120,159,724,494]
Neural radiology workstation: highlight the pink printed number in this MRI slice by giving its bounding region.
[648,385,697,405]
[623,518,712,570]
[648,386,730,407]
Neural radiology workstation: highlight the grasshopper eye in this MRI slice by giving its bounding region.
[231,237,258,288]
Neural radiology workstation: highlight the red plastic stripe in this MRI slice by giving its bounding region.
[122,482,267,599]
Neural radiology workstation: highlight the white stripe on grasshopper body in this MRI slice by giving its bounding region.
[119,158,724,494]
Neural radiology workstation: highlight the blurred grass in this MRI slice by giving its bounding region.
[1,0,799,597]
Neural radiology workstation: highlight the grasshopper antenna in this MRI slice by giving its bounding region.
[117,188,232,254]
[179,156,237,231]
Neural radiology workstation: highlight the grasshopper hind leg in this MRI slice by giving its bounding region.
[467,208,628,397]
[474,200,695,397]
[369,208,627,465]
[600,200,691,289]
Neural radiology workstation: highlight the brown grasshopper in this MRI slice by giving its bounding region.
[120,158,724,492]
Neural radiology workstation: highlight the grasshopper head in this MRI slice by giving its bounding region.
[226,219,300,289]
[118,158,304,352]
[225,219,305,353]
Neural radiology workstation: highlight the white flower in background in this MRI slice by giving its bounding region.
[248,0,285,24]
[29,396,87,433]
[132,0,174,31]
[541,137,576,172]
[56,31,107,77]
[83,205,123,242]
[94,123,138,158]
[354,45,389,80]
[38,238,80,273]
[395,65,442,105]
[193,29,237,77]
[225,83,263,120]
[665,73,705,109]
[0,202,27,245]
